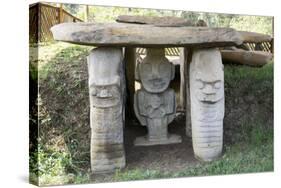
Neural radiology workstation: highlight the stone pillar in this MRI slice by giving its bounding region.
[189,48,224,161]
[134,48,182,146]
[87,47,126,173]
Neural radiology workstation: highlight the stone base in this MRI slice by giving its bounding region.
[134,134,182,146]
[91,159,126,174]
[194,152,222,162]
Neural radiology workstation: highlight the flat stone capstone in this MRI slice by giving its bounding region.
[51,22,243,47]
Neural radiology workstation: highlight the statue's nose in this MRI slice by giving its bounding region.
[203,84,215,94]
[151,66,159,78]
[99,89,111,98]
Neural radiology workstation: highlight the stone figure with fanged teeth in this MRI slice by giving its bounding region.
[88,47,126,173]
[189,48,225,161]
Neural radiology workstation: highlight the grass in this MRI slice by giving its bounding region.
[30,121,273,185]
[30,42,274,186]
[113,123,273,181]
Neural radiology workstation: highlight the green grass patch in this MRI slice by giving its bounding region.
[224,62,273,92]
[30,142,90,186]
[113,123,273,181]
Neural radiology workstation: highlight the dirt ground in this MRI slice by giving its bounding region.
[123,115,198,173]
[90,113,200,182]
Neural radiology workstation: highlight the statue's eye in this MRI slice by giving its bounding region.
[91,87,97,96]
[196,81,204,89]
[142,64,151,73]
[214,81,222,89]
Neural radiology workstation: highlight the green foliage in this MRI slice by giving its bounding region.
[68,3,273,35]
[224,63,273,93]
[30,143,90,186]
[63,4,80,15]
[46,1,273,35]
[230,16,273,35]
[29,43,91,81]
[114,169,165,181]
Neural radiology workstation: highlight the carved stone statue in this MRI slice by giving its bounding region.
[134,48,182,146]
[87,47,126,173]
[189,48,224,161]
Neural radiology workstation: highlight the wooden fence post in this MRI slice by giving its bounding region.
[57,3,63,23]
[84,5,89,22]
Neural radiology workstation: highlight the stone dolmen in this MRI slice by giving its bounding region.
[51,16,243,174]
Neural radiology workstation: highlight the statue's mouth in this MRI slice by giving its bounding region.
[91,96,120,108]
[197,93,223,103]
[148,78,165,87]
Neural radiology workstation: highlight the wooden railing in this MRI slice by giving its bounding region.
[244,39,274,53]
[29,3,83,43]
[137,47,181,56]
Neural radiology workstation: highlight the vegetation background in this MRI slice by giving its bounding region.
[46,3,274,35]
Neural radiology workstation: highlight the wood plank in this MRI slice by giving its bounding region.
[51,22,243,47]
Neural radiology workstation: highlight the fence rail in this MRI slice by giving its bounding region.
[29,3,83,43]
[244,39,274,53]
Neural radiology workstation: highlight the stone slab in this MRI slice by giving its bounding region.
[134,134,182,146]
[239,31,272,43]
[116,15,208,27]
[51,22,243,47]
[116,15,194,27]
[221,49,273,67]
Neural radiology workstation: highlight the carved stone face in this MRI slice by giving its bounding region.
[87,47,123,108]
[194,78,223,103]
[190,49,224,103]
[90,83,121,108]
[138,48,174,93]
[88,47,122,86]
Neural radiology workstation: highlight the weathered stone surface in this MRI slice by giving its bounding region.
[134,48,181,146]
[51,22,243,47]
[189,48,224,161]
[88,47,126,173]
[239,31,272,43]
[221,49,273,67]
[135,48,174,93]
[117,15,208,27]
[116,15,194,27]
